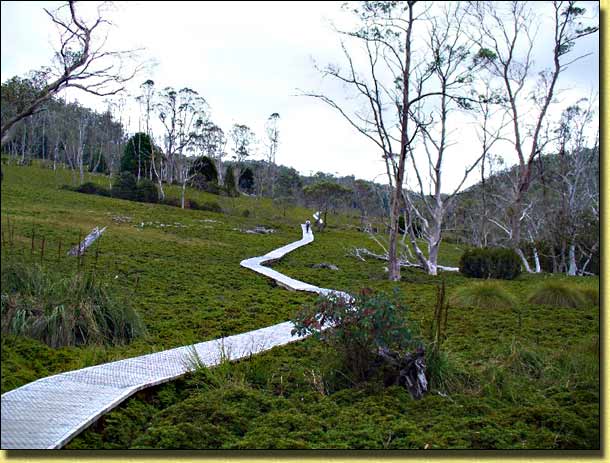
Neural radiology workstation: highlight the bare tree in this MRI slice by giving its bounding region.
[470,80,511,247]
[176,155,196,209]
[399,2,486,275]
[103,95,127,187]
[0,0,142,146]
[264,112,280,196]
[468,0,598,271]
[305,1,480,277]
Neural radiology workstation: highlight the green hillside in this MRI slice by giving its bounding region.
[1,164,599,449]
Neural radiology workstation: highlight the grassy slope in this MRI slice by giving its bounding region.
[1,163,600,449]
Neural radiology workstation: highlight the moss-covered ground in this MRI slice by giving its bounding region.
[1,163,600,449]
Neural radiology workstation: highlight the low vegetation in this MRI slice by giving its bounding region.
[1,255,145,347]
[292,289,418,385]
[451,281,517,310]
[1,164,600,449]
[527,281,587,308]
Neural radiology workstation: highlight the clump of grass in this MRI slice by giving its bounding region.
[503,339,545,379]
[426,349,477,394]
[578,287,599,306]
[1,259,146,348]
[451,281,517,309]
[527,281,586,308]
[182,342,247,391]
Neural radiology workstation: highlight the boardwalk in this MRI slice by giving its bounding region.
[1,224,345,449]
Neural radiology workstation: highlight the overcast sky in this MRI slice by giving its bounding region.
[1,1,600,191]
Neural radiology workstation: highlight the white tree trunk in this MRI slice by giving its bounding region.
[567,242,577,276]
[532,245,541,273]
[516,248,533,273]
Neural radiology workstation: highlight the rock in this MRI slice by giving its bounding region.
[244,226,275,234]
[312,263,339,271]
[111,215,132,224]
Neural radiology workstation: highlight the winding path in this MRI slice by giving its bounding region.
[1,225,344,449]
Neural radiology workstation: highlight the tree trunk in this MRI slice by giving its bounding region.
[78,146,85,184]
[21,125,26,164]
[567,242,577,276]
[388,202,401,280]
[516,247,532,273]
[532,244,541,273]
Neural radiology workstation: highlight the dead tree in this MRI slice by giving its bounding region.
[0,1,142,146]
[304,1,477,279]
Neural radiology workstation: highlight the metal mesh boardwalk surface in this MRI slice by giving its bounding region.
[1,225,347,449]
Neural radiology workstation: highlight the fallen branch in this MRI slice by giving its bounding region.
[374,346,428,400]
[348,247,459,272]
[67,226,106,256]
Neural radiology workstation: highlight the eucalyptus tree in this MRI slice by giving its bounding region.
[157,86,209,184]
[62,102,90,184]
[198,121,227,183]
[229,123,257,186]
[136,79,157,180]
[303,181,352,230]
[399,2,486,275]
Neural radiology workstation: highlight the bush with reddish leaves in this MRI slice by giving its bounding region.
[291,289,416,381]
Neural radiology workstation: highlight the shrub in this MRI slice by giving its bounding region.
[451,281,517,309]
[75,182,99,195]
[161,196,181,208]
[75,182,110,196]
[190,201,223,214]
[224,166,238,197]
[112,171,138,201]
[121,132,155,176]
[135,178,159,203]
[189,156,218,186]
[459,247,522,280]
[238,167,255,194]
[527,281,586,308]
[111,173,158,203]
[292,289,416,382]
[201,181,222,195]
[1,259,146,347]
[241,209,251,218]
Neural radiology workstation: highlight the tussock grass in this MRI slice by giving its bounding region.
[548,335,599,385]
[527,281,586,308]
[503,339,544,378]
[579,287,599,306]
[426,349,477,394]
[1,258,146,347]
[451,281,517,309]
